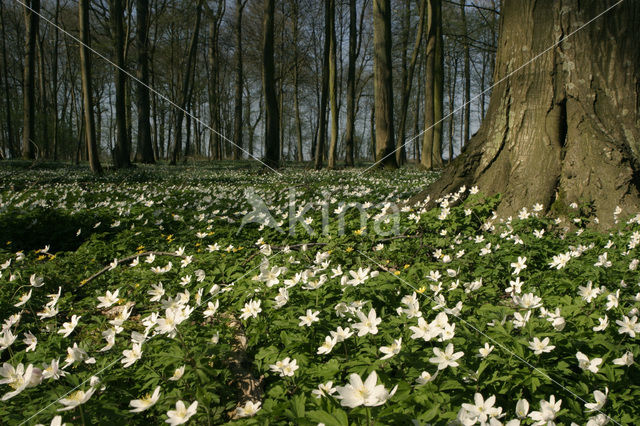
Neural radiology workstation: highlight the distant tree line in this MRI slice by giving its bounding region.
[0,0,498,171]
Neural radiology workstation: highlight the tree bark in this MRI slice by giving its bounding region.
[0,0,15,158]
[397,0,426,166]
[415,0,640,227]
[372,0,397,169]
[314,0,331,170]
[460,0,471,148]
[292,0,303,162]
[432,0,444,168]
[170,0,203,165]
[327,0,339,169]
[79,0,102,174]
[111,0,131,168]
[344,0,357,167]
[22,0,40,160]
[135,0,154,163]
[232,0,247,161]
[262,0,279,169]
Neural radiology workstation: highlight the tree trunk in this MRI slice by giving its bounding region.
[416,0,640,227]
[460,0,470,148]
[170,0,203,165]
[421,0,436,169]
[372,0,397,169]
[292,0,303,162]
[206,1,225,161]
[262,0,279,169]
[344,0,357,167]
[135,0,154,163]
[327,0,339,169]
[397,0,426,166]
[314,0,331,170]
[51,0,60,161]
[22,0,39,160]
[432,0,444,168]
[79,0,102,174]
[1,0,15,158]
[232,0,246,160]
[110,0,131,168]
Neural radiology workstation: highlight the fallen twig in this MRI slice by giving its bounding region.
[80,250,186,287]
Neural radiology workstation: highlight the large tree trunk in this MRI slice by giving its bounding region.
[22,0,39,160]
[79,0,102,174]
[262,0,279,169]
[372,0,397,169]
[417,0,640,227]
[135,0,154,163]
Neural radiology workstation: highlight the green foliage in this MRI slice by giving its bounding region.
[0,164,638,425]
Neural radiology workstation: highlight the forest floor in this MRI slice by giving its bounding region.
[0,162,638,425]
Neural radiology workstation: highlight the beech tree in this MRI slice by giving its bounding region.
[135,0,154,163]
[262,0,279,168]
[22,0,39,160]
[372,0,397,169]
[79,0,102,174]
[419,0,640,226]
[110,0,131,168]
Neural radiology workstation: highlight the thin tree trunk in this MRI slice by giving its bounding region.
[79,0,102,174]
[110,0,130,168]
[432,0,444,168]
[170,0,203,165]
[135,0,154,163]
[460,0,470,147]
[22,0,40,160]
[232,0,247,160]
[397,0,426,166]
[0,0,15,158]
[344,0,357,167]
[292,0,303,162]
[327,0,339,169]
[262,0,279,169]
[314,0,331,170]
[51,0,60,161]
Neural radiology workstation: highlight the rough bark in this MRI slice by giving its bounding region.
[79,0,102,174]
[135,0,154,163]
[22,0,39,160]
[415,0,640,227]
[372,0,397,169]
[262,0,279,169]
